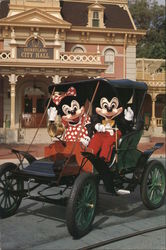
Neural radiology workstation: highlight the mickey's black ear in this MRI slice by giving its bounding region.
[77,95,85,106]
[116,88,133,107]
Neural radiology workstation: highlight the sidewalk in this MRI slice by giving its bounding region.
[138,136,165,158]
[0,137,165,162]
[0,143,47,160]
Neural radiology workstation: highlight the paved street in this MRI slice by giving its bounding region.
[0,135,165,161]
[0,159,166,250]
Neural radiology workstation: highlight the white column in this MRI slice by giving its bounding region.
[9,74,18,129]
[123,34,127,78]
[10,28,17,59]
[97,45,101,63]
[126,45,136,80]
[142,58,145,79]
[151,94,157,128]
[54,30,61,61]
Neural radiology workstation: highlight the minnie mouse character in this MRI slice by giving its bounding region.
[88,95,134,162]
[48,87,91,146]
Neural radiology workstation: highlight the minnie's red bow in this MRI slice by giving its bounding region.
[52,87,77,105]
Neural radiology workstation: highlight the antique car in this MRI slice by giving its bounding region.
[0,78,165,238]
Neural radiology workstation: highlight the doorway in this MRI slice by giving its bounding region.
[21,86,47,128]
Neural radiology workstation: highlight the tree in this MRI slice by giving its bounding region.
[129,0,166,59]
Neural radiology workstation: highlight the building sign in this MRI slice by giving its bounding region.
[17,38,54,59]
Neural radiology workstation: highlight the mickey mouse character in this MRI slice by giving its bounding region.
[48,87,91,146]
[88,95,134,162]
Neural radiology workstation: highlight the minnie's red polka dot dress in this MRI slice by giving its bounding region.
[63,114,90,142]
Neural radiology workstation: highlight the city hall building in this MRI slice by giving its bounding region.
[0,0,164,143]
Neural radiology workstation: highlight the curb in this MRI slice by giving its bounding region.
[0,155,165,165]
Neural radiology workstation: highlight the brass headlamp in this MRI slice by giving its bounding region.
[47,116,64,138]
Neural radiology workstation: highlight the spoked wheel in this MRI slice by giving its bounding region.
[0,163,23,218]
[141,160,166,209]
[66,173,98,238]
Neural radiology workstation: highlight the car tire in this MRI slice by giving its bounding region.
[66,172,98,238]
[140,160,166,210]
[0,163,23,218]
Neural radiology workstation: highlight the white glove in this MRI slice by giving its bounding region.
[109,129,114,136]
[95,123,106,132]
[80,136,90,147]
[124,107,134,121]
[47,107,57,122]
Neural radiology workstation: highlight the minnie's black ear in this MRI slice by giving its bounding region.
[45,98,57,109]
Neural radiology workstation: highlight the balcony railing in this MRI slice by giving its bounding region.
[0,50,11,60]
[137,72,165,81]
[0,50,101,64]
[60,52,100,64]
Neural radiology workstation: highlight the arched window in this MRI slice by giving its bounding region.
[104,49,115,73]
[72,47,84,53]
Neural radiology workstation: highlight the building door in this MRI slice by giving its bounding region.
[21,86,47,128]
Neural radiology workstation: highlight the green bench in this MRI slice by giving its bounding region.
[116,130,143,171]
